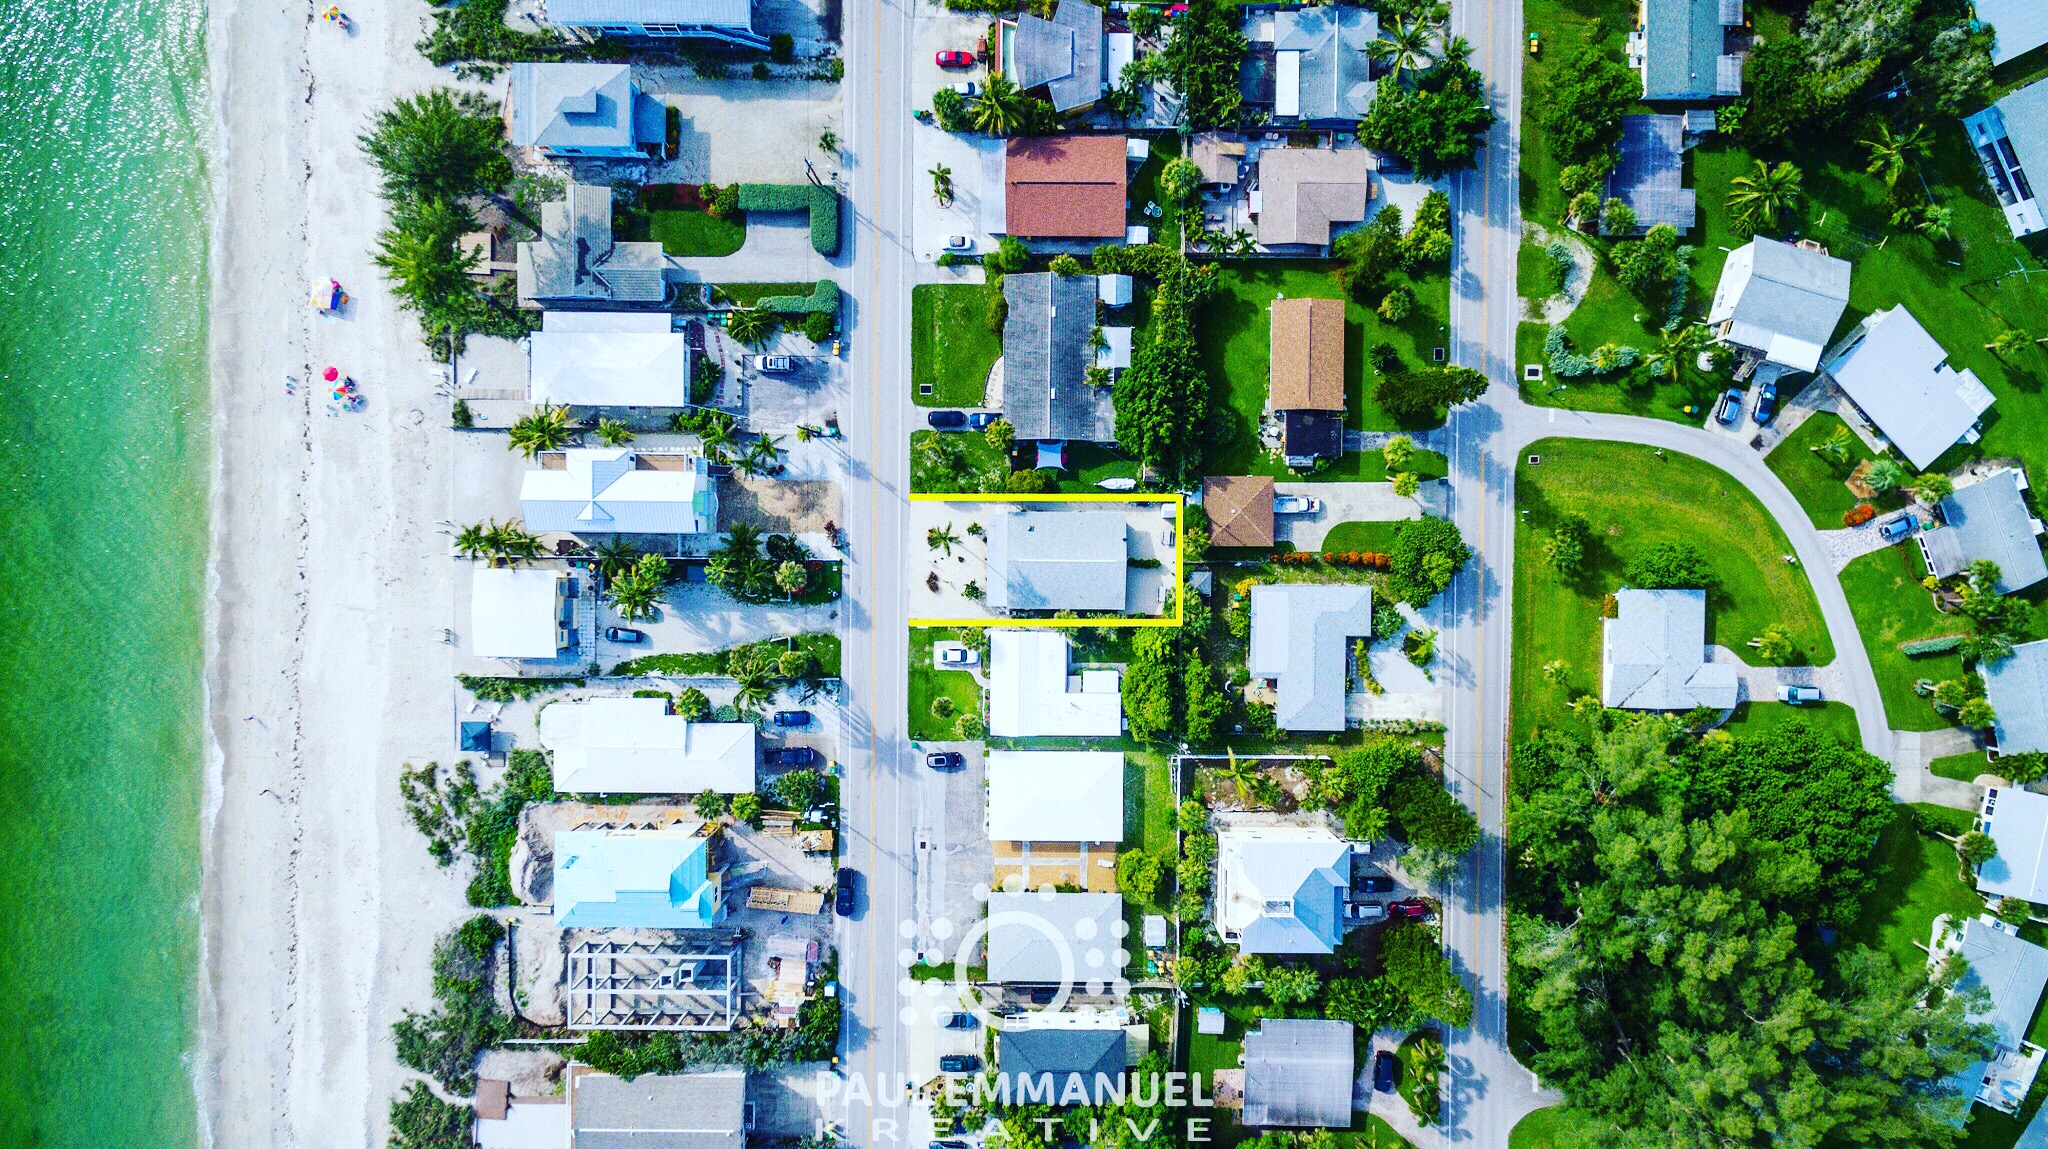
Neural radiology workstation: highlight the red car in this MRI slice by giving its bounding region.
[936,50,976,68]
[1389,899,1432,921]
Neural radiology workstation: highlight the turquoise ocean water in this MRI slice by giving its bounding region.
[0,0,209,1143]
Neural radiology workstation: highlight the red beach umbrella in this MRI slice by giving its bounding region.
[322,366,339,382]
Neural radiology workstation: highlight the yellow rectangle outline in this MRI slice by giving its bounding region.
[905,493,1185,628]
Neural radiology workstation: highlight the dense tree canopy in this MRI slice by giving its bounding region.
[359,88,513,206]
[1388,515,1473,603]
[1536,44,1640,165]
[1373,364,1489,422]
[1357,55,1495,179]
[1162,0,1247,128]
[1112,253,1217,486]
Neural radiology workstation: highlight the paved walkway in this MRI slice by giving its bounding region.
[1818,523,1906,570]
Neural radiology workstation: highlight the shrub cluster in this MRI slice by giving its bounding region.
[1843,502,1877,527]
[1899,634,1967,656]
[753,279,840,316]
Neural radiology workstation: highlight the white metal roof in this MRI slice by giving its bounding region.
[540,696,756,793]
[470,567,564,659]
[987,631,1123,738]
[986,750,1124,842]
[1979,786,2048,903]
[477,1100,570,1149]
[1823,307,1994,470]
[520,449,714,535]
[532,311,689,407]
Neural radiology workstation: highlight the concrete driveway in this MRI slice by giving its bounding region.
[597,584,842,663]
[1273,481,1422,550]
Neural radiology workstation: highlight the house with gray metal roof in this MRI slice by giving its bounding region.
[1266,6,1376,126]
[1706,238,1852,373]
[1007,0,1105,113]
[986,509,1129,613]
[998,1026,1127,1089]
[1918,469,2047,594]
[1001,273,1114,442]
[568,1068,747,1149]
[1964,77,2048,240]
[1605,115,1697,233]
[1822,308,1995,470]
[521,449,717,542]
[1248,584,1372,732]
[1241,1019,1355,1128]
[517,183,669,309]
[1978,785,2048,901]
[543,0,767,48]
[1984,640,2048,757]
[1928,916,2048,1115]
[985,892,1125,984]
[509,63,664,159]
[1977,0,2048,67]
[1215,824,1350,954]
[1627,0,1746,102]
[1601,589,1739,711]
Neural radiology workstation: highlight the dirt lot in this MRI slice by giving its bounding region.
[720,477,839,534]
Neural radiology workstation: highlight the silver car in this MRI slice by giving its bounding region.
[754,354,794,373]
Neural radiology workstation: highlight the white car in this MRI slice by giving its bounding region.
[1273,495,1323,514]
[937,645,978,667]
[950,81,980,97]
[754,354,794,373]
[943,235,974,252]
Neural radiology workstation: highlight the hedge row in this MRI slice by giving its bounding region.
[1900,634,1968,657]
[755,279,839,316]
[735,183,840,256]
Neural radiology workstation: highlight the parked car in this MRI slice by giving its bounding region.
[949,80,980,97]
[1879,512,1918,542]
[1349,902,1388,922]
[1354,874,1394,894]
[603,626,645,643]
[1374,1051,1397,1093]
[933,1141,973,1149]
[834,868,858,916]
[1751,381,1778,425]
[945,235,975,253]
[926,750,965,771]
[1272,495,1323,514]
[939,1054,981,1074]
[1388,899,1432,921]
[765,747,819,767]
[1778,683,1823,705]
[803,805,835,824]
[938,645,978,667]
[1714,388,1743,426]
[928,410,968,429]
[967,411,999,428]
[772,709,811,727]
[935,49,975,67]
[943,1012,978,1030]
[754,354,794,374]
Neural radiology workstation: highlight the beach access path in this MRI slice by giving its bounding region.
[201,0,476,1143]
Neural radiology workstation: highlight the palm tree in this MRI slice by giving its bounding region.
[719,520,765,563]
[774,559,809,600]
[794,423,822,442]
[696,411,737,461]
[590,537,640,583]
[1919,203,1956,241]
[732,671,775,712]
[1811,425,1856,470]
[484,520,542,564]
[1988,328,2039,358]
[1437,34,1473,69]
[607,552,670,621]
[1859,121,1930,188]
[594,418,635,447]
[454,521,491,560]
[748,434,784,469]
[1367,16,1436,79]
[1726,159,1803,235]
[725,307,775,347]
[969,73,1026,135]
[1218,749,1261,802]
[1864,456,1910,493]
[928,524,960,555]
[1911,472,1954,505]
[929,163,954,206]
[1643,324,1711,385]
[506,403,574,459]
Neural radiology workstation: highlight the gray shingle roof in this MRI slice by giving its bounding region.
[1641,0,1742,100]
[1011,0,1105,113]
[1606,115,1697,232]
[1247,584,1372,732]
[1985,640,2048,755]
[572,1070,746,1149]
[510,63,643,152]
[1241,1019,1355,1128]
[1707,239,1853,372]
[1919,470,2047,594]
[1600,588,1739,710]
[998,1028,1126,1083]
[1270,6,1376,124]
[516,183,668,307]
[1002,273,1114,441]
[985,892,1125,984]
[1954,919,2048,1059]
[986,509,1128,612]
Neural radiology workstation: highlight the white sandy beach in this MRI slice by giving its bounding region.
[201,0,477,1142]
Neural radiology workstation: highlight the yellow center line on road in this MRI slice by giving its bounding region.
[863,0,884,1136]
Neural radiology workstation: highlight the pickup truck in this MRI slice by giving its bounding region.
[1273,495,1323,515]
[1714,388,1743,426]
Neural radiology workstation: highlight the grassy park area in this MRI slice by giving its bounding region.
[911,283,1003,408]
[907,627,983,741]
[1510,440,1834,740]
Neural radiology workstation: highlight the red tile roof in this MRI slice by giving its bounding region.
[1006,136,1129,239]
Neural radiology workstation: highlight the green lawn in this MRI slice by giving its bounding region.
[1839,804,1982,975]
[910,428,1005,494]
[1321,521,1406,556]
[637,206,746,256]
[1510,439,1835,741]
[1198,262,1453,467]
[1836,545,1968,732]
[912,283,1003,408]
[1931,750,1992,782]
[1509,1107,1607,1149]
[1763,411,1897,529]
[908,628,983,741]
[714,281,811,308]
[1127,135,1184,246]
[1719,700,1860,746]
[1519,238,1561,306]
[1055,442,1142,493]
[1124,750,1177,856]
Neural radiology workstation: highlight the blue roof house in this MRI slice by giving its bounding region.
[553,829,725,929]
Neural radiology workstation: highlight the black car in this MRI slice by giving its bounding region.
[932,1141,972,1149]
[1751,380,1778,426]
[604,626,645,643]
[1374,1051,1397,1093]
[835,868,858,916]
[926,750,965,771]
[765,747,819,767]
[938,1054,981,1074]
[773,709,812,727]
[1354,874,1394,894]
[927,410,968,429]
[1027,987,1057,1004]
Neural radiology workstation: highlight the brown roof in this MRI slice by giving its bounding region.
[1255,147,1373,246]
[1191,133,1247,186]
[1006,136,1129,238]
[1269,297,1347,411]
[476,1078,510,1121]
[1204,476,1276,548]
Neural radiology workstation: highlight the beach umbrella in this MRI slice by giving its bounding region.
[322,366,339,382]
